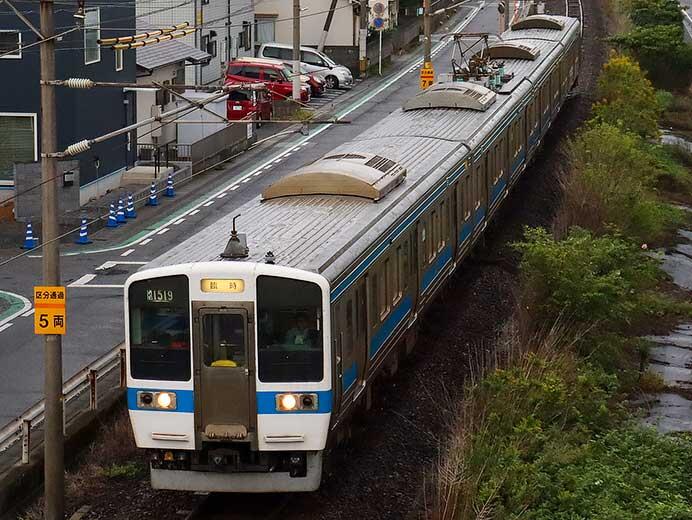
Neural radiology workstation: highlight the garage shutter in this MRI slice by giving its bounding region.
[0,114,36,181]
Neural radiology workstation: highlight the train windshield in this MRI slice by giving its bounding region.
[256,275,323,382]
[128,275,191,381]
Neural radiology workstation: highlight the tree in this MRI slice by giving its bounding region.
[592,54,662,138]
[627,0,684,26]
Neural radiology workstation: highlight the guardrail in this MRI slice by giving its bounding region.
[0,343,126,465]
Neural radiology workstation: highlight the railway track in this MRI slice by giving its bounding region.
[565,0,584,34]
[184,492,292,520]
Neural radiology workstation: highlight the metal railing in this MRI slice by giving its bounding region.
[0,344,126,465]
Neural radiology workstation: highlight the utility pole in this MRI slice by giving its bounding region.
[423,0,431,65]
[39,0,64,518]
[292,0,301,101]
[359,0,368,78]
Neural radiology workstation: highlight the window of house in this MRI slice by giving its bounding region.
[84,8,101,65]
[0,113,37,181]
[0,31,21,59]
[201,34,217,58]
[115,48,123,71]
[155,81,171,106]
[241,21,252,51]
[255,16,276,44]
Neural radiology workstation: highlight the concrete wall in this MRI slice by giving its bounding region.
[257,0,357,47]
[13,161,79,222]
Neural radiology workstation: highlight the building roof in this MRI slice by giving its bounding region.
[136,30,211,72]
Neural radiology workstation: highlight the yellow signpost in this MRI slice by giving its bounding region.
[420,61,435,90]
[34,286,66,335]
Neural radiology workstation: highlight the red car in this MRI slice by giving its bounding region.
[226,88,273,125]
[226,59,310,103]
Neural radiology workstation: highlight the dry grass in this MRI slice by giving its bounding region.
[552,164,610,240]
[425,321,578,520]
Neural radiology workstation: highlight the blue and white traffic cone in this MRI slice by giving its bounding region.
[106,203,119,228]
[125,193,137,219]
[21,222,38,249]
[165,173,175,198]
[116,198,127,224]
[74,218,92,245]
[146,182,158,206]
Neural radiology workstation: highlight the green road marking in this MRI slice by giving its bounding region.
[0,290,31,326]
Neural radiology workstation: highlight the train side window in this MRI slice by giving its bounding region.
[463,175,472,220]
[474,164,482,209]
[440,200,447,250]
[394,246,403,303]
[370,272,378,328]
[429,210,438,262]
[380,260,390,320]
[345,299,354,356]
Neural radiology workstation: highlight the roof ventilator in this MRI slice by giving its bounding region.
[261,153,406,202]
[510,15,565,31]
[403,81,497,111]
[473,41,541,61]
[220,214,249,259]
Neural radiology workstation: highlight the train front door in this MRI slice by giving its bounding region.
[193,304,255,442]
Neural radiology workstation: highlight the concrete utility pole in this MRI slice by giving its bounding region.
[292,0,301,101]
[39,0,64,518]
[359,0,368,78]
[423,0,431,65]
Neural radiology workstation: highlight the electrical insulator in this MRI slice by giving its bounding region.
[64,78,95,89]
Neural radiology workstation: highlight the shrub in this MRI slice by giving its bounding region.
[556,123,685,241]
[591,54,662,138]
[514,227,660,331]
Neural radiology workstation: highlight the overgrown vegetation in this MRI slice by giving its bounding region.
[429,6,692,517]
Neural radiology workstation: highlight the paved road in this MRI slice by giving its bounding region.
[0,1,500,423]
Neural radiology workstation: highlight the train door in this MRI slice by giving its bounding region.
[193,303,255,441]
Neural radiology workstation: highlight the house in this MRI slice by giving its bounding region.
[135,28,212,150]
[137,0,256,86]
[0,0,137,207]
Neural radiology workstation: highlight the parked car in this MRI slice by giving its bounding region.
[258,43,354,89]
[226,58,310,103]
[226,88,273,126]
[236,56,325,98]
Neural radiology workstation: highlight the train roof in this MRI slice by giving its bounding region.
[146,16,580,290]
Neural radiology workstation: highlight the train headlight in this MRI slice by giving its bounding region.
[136,391,177,410]
[275,393,318,412]
[155,391,177,410]
[278,394,298,411]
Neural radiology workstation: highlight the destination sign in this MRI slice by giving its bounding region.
[200,279,245,293]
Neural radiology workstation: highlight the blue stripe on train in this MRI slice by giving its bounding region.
[342,362,358,391]
[370,295,413,358]
[421,244,453,294]
[459,220,473,244]
[490,177,507,205]
[127,388,195,413]
[256,390,332,414]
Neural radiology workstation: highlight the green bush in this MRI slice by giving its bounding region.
[591,55,662,137]
[626,0,684,26]
[566,123,685,240]
[514,227,660,330]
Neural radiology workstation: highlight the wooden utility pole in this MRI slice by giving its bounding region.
[292,0,301,101]
[39,0,64,518]
[423,0,431,64]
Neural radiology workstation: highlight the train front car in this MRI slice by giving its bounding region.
[125,262,332,493]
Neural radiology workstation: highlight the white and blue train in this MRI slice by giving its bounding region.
[125,15,581,493]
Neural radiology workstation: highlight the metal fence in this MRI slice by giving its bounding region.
[136,144,192,172]
[0,344,125,468]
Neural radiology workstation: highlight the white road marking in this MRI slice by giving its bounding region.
[217,192,228,199]
[263,165,272,170]
[241,178,250,183]
[284,151,293,156]
[22,308,35,317]
[173,219,186,225]
[157,228,170,235]
[253,172,261,177]
[69,274,96,287]
[188,209,200,216]
[140,238,152,245]
[121,249,135,257]
[230,185,239,191]
[203,200,215,207]
[96,260,148,271]
[0,323,13,333]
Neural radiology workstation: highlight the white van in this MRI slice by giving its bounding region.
[258,43,353,89]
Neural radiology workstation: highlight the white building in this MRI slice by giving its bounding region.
[137,0,255,85]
